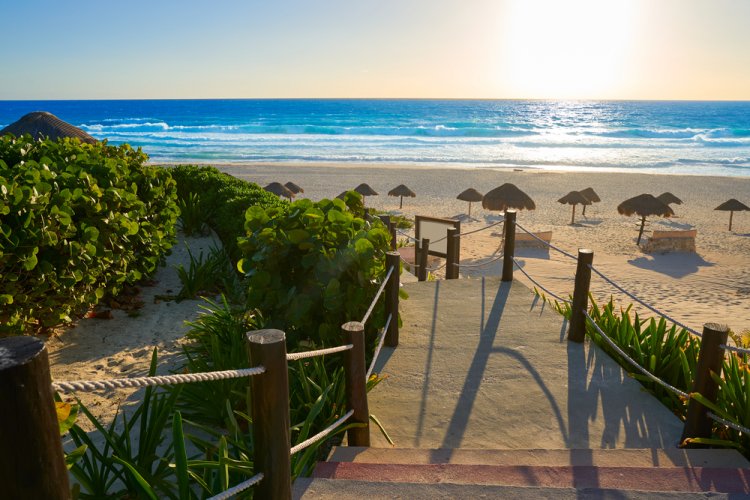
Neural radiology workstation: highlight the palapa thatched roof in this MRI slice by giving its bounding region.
[284,182,304,194]
[0,111,97,144]
[657,192,683,206]
[617,194,674,218]
[714,199,750,212]
[579,187,601,203]
[456,188,483,202]
[558,191,591,206]
[354,183,378,196]
[264,182,294,198]
[481,183,535,211]
[388,184,416,198]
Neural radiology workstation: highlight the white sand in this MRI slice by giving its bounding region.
[48,162,750,424]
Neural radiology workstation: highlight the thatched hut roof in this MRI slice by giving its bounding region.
[354,183,378,196]
[456,188,483,202]
[714,199,750,212]
[284,182,304,194]
[617,194,674,217]
[558,191,591,206]
[388,184,416,198]
[264,182,294,198]
[579,187,601,203]
[0,111,96,144]
[481,183,535,211]
[657,192,683,206]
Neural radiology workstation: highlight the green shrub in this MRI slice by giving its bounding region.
[0,134,179,334]
[168,165,285,257]
[237,191,391,349]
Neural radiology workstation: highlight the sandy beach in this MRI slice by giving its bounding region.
[217,162,750,334]
[47,162,750,425]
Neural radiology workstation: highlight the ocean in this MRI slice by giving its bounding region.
[1,99,749,177]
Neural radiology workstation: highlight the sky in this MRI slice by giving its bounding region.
[1,0,749,100]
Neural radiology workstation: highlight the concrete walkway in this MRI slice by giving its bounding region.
[367,276,684,450]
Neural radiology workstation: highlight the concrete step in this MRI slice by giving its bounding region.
[328,446,750,468]
[293,477,737,499]
[312,462,750,494]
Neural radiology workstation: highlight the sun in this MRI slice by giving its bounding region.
[500,0,637,99]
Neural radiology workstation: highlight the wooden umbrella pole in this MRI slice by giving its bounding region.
[637,215,646,244]
[468,202,472,217]
[729,211,734,231]
[399,196,403,209]
[571,205,576,225]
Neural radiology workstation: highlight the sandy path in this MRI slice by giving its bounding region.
[47,232,221,427]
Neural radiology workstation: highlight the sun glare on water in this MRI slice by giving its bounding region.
[500,0,637,99]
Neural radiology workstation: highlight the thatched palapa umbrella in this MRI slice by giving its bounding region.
[579,187,600,216]
[0,111,97,144]
[457,188,483,217]
[715,198,750,231]
[657,192,683,206]
[481,183,536,213]
[354,183,378,206]
[284,182,304,195]
[617,194,674,245]
[558,191,591,225]
[264,182,294,199]
[388,184,416,209]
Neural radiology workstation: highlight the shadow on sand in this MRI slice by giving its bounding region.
[628,253,714,278]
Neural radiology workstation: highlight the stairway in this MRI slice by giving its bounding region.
[294,277,750,498]
[295,447,750,498]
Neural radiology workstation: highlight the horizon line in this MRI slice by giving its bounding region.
[2,97,750,103]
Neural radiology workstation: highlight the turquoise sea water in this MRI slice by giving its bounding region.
[1,99,750,177]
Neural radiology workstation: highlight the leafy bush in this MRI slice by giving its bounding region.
[0,134,179,333]
[168,165,285,257]
[238,192,391,348]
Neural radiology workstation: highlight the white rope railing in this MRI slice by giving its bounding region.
[361,266,394,325]
[396,229,418,242]
[583,311,689,399]
[453,253,504,268]
[366,314,392,380]
[52,367,266,394]
[588,264,702,338]
[720,344,750,356]
[424,261,447,272]
[708,412,750,435]
[514,222,578,261]
[290,409,355,456]
[207,473,264,500]
[286,344,353,362]
[512,257,571,304]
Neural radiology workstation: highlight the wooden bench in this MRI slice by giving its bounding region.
[515,230,553,249]
[643,229,696,253]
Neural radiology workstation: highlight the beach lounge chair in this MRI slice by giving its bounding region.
[514,230,553,249]
[642,229,696,253]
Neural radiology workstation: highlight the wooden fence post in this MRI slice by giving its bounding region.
[342,321,370,446]
[446,227,460,279]
[247,329,291,500]
[417,238,430,282]
[568,249,594,343]
[681,323,729,446]
[0,337,71,499]
[385,251,400,347]
[501,210,517,282]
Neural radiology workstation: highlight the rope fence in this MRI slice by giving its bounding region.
[361,265,394,325]
[583,311,689,399]
[514,221,578,260]
[512,257,571,304]
[707,412,750,436]
[588,264,702,338]
[719,343,750,356]
[51,367,266,394]
[290,409,355,456]
[286,344,353,362]
[207,473,264,500]
[366,314,393,380]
